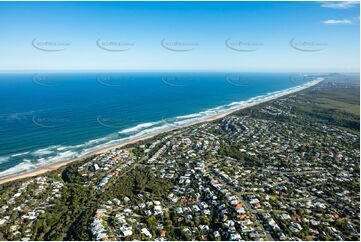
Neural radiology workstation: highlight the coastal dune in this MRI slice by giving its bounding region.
[0,78,323,185]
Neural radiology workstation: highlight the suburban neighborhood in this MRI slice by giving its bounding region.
[0,78,359,241]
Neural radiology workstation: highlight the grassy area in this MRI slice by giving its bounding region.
[309,86,360,115]
[290,84,360,132]
[317,98,359,115]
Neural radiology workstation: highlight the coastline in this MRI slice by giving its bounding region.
[0,78,323,185]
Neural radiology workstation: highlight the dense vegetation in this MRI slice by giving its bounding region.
[0,75,359,241]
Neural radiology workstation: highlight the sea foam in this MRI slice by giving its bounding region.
[0,78,323,179]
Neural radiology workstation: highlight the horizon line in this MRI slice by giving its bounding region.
[0,70,359,74]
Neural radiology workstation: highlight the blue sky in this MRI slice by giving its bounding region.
[0,1,359,72]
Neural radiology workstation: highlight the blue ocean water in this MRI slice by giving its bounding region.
[0,72,310,177]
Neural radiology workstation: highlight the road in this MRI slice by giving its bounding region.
[205,159,274,241]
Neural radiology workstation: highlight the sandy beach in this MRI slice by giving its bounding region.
[0,78,323,185]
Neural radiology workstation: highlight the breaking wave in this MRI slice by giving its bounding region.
[0,78,323,179]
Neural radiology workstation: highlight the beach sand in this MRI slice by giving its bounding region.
[0,78,323,185]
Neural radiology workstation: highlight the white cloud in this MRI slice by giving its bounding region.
[323,19,353,24]
[320,1,359,9]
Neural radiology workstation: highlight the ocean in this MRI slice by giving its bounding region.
[0,72,315,177]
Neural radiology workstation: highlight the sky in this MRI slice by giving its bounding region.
[0,1,359,72]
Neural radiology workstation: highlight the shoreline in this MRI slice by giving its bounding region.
[0,78,323,185]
